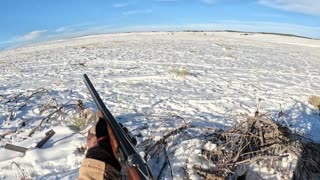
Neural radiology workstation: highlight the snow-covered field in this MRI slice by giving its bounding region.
[0,32,319,179]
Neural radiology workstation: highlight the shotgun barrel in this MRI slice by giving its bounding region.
[83,74,154,180]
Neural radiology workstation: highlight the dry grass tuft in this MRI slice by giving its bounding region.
[69,116,88,131]
[168,68,191,76]
[309,95,320,109]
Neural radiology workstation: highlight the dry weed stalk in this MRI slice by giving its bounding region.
[144,124,189,160]
[18,88,48,110]
[29,101,77,137]
[2,88,48,122]
[141,115,189,180]
[156,142,174,180]
[76,99,85,118]
[28,106,64,137]
[10,161,31,180]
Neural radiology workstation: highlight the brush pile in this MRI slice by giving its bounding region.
[193,113,320,179]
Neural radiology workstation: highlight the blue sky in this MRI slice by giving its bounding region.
[0,0,319,49]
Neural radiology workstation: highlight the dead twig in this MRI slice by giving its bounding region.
[28,106,63,137]
[0,130,16,138]
[10,161,31,180]
[28,103,75,136]
[157,158,168,180]
[155,142,173,180]
[144,124,189,160]
[18,88,48,110]
[163,144,173,179]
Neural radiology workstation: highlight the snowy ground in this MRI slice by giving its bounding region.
[0,32,320,179]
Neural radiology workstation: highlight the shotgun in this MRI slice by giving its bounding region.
[83,74,154,180]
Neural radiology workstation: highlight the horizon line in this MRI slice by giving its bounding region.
[1,29,319,52]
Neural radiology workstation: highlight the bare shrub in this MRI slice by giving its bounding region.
[192,113,320,179]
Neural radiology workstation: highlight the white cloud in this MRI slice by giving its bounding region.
[46,25,115,40]
[113,3,129,8]
[16,30,47,42]
[258,0,320,16]
[122,9,152,15]
[54,23,94,33]
[0,30,47,49]
[55,27,71,33]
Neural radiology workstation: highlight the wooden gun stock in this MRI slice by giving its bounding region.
[128,166,143,180]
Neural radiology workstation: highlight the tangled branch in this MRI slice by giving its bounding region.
[193,113,320,179]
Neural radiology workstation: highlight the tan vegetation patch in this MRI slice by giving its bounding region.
[69,116,88,131]
[168,67,191,76]
[309,96,320,110]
